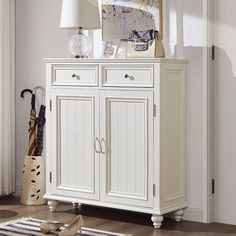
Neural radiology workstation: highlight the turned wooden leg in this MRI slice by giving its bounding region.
[151,214,164,229]
[174,209,184,222]
[72,202,78,208]
[47,200,58,212]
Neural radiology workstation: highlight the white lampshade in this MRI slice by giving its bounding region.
[60,0,101,30]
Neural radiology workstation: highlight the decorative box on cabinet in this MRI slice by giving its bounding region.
[44,58,188,229]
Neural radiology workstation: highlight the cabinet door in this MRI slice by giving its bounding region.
[100,90,154,207]
[51,88,99,200]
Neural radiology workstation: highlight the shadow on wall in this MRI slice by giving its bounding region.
[182,45,205,214]
[180,45,236,222]
[182,44,236,224]
[213,46,236,224]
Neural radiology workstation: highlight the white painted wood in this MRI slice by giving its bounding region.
[72,202,78,208]
[45,59,187,228]
[213,0,236,225]
[51,88,100,200]
[100,90,154,207]
[52,64,99,86]
[159,63,187,212]
[43,58,188,64]
[101,64,154,87]
[151,215,164,229]
[44,193,186,215]
[174,209,184,222]
[47,200,58,212]
[182,207,204,223]
[203,0,214,224]
[45,63,53,196]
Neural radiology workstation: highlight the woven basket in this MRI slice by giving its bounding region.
[21,156,46,205]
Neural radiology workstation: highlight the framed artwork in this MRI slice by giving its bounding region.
[102,0,163,40]
[102,41,119,58]
[101,40,128,58]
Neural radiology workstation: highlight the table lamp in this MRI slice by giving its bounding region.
[60,0,101,58]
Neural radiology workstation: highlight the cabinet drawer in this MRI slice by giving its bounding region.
[52,64,99,86]
[102,64,154,87]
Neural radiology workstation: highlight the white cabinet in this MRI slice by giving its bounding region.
[44,58,188,229]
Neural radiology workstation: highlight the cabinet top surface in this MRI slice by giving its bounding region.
[43,58,188,64]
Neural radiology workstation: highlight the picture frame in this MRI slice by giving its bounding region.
[102,41,119,58]
[102,0,163,40]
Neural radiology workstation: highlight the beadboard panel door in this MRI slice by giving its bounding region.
[51,88,99,200]
[100,90,154,208]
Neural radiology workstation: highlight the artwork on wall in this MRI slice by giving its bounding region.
[102,0,163,40]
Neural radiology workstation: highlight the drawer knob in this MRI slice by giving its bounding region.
[72,73,80,80]
[124,74,134,81]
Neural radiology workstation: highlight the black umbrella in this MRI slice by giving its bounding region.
[21,89,37,156]
[35,105,46,156]
[30,86,46,156]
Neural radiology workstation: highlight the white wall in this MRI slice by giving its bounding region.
[213,0,236,224]
[15,0,68,194]
[15,0,206,222]
[182,0,205,222]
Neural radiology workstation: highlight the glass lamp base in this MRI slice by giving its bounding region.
[69,31,90,58]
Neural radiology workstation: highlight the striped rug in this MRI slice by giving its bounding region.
[0,218,131,236]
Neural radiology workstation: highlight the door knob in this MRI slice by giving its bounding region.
[124,74,134,80]
[72,73,80,80]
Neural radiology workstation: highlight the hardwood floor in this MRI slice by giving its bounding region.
[1,196,236,235]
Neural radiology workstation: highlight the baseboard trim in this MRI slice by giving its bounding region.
[14,184,21,196]
[183,207,204,223]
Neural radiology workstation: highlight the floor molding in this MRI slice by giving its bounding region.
[183,207,204,223]
[14,184,21,197]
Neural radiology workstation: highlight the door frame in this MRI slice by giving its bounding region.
[203,0,214,223]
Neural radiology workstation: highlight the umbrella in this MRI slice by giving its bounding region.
[28,94,36,156]
[35,105,46,156]
[21,86,46,157]
[20,89,36,156]
[33,86,46,156]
